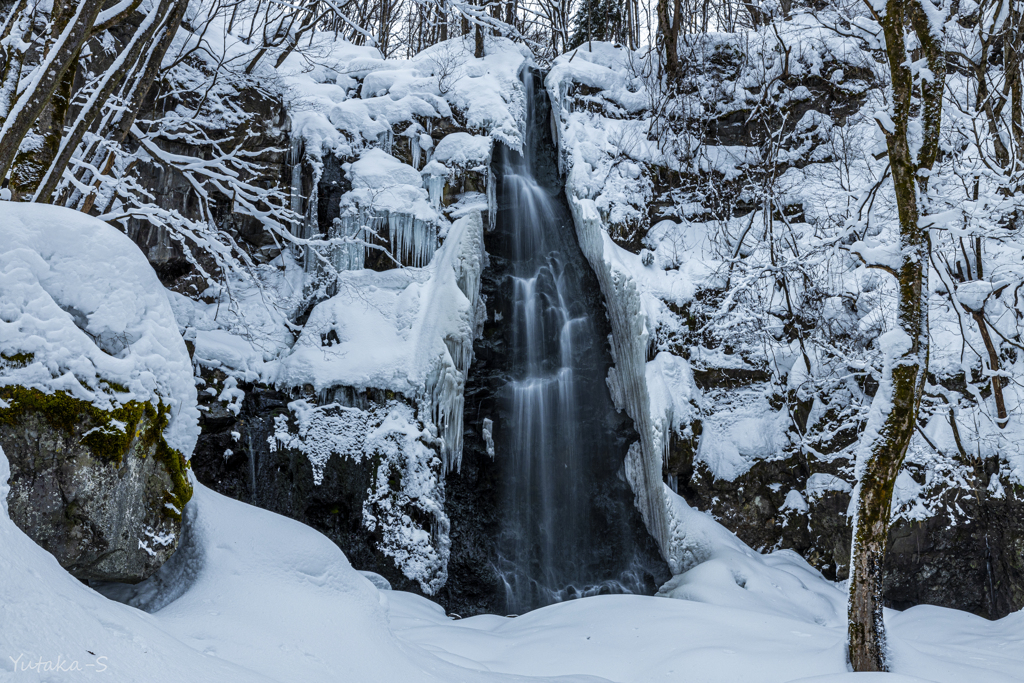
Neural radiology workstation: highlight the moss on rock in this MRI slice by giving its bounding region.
[0,387,192,573]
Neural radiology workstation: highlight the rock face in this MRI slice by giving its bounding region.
[188,370,442,596]
[1,388,192,583]
[678,440,1024,619]
[551,37,1024,621]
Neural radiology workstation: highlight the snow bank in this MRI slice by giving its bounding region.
[0,203,199,455]
[388,538,1024,682]
[0,441,600,682]
[434,132,493,168]
[4,439,1022,682]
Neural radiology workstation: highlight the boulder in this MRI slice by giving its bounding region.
[0,202,199,582]
[0,387,191,581]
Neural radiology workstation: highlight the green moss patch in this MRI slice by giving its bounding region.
[0,352,35,368]
[0,386,192,518]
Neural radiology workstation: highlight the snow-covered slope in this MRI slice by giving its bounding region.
[4,440,1022,682]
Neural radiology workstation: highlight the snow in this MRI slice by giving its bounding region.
[280,211,485,472]
[434,133,493,168]
[282,36,528,158]
[783,490,810,514]
[4,14,1023,683]
[695,387,791,481]
[0,203,199,455]
[806,473,854,500]
[4,441,1023,682]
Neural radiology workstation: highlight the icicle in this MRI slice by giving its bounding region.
[419,134,434,166]
[330,213,366,272]
[304,159,322,274]
[289,136,305,261]
[411,136,421,170]
[423,356,465,473]
[426,174,445,210]
[375,125,394,154]
[486,166,496,232]
[388,212,437,267]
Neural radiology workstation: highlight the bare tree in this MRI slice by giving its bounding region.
[845,0,949,671]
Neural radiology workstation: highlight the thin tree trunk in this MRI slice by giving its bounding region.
[847,0,944,671]
[34,0,173,203]
[970,310,1009,427]
[0,0,105,183]
[657,0,681,81]
[474,0,484,58]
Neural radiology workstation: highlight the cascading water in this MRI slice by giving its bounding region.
[488,68,668,614]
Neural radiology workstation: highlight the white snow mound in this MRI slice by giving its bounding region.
[0,203,200,456]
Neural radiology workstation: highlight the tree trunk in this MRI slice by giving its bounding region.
[847,0,944,670]
[0,0,105,183]
[0,0,32,120]
[9,61,75,199]
[970,310,1009,428]
[657,0,681,82]
[474,2,484,58]
[34,0,176,203]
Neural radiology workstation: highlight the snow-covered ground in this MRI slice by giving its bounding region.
[2,442,1021,683]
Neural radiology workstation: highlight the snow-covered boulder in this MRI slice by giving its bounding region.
[0,203,199,581]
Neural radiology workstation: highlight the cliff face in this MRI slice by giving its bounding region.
[551,33,1024,620]
[104,26,1024,620]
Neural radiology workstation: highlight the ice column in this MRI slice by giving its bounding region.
[330,216,366,271]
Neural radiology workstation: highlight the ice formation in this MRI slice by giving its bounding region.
[280,211,485,469]
[389,212,438,268]
[270,398,450,592]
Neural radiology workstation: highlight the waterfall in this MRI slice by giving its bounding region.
[492,68,663,614]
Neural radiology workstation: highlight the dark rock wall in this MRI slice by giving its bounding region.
[678,440,1024,619]
[188,369,430,595]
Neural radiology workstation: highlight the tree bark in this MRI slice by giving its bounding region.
[657,0,681,82]
[847,0,944,671]
[970,310,1009,428]
[0,0,105,183]
[474,1,484,58]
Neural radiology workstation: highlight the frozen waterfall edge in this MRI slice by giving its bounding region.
[557,105,710,579]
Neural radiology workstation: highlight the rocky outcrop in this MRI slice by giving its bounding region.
[677,429,1024,619]
[188,370,446,596]
[1,387,192,582]
[550,36,1024,621]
